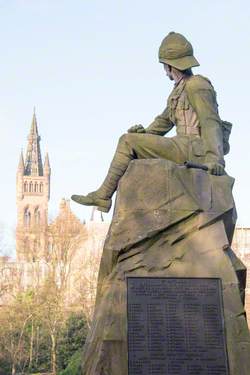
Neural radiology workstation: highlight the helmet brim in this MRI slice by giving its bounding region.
[159,55,200,70]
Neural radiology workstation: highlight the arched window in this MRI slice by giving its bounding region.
[39,183,43,193]
[24,181,28,192]
[24,208,31,226]
[29,182,33,193]
[34,182,38,193]
[34,207,40,225]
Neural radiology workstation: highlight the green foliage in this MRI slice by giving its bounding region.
[57,312,87,372]
[59,350,82,375]
[0,357,11,375]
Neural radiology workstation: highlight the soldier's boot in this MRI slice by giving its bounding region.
[71,135,134,212]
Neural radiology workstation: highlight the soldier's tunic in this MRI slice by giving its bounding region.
[119,74,225,168]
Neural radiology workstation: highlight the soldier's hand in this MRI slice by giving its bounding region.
[205,162,225,176]
[127,124,146,133]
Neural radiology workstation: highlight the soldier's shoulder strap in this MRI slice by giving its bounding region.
[185,74,215,93]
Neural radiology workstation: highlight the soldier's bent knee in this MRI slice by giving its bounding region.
[119,133,142,146]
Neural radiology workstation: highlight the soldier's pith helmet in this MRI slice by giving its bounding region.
[159,32,200,71]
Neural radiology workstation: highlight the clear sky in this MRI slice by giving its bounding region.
[0,0,250,253]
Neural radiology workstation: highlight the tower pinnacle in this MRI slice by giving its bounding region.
[17,151,24,172]
[44,152,50,170]
[24,112,43,176]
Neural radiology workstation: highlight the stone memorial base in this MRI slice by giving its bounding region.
[81,160,250,375]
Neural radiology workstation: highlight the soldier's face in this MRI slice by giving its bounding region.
[163,64,174,81]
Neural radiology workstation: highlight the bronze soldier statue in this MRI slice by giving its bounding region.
[72,32,231,212]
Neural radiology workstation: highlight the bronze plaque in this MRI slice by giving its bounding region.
[127,277,229,375]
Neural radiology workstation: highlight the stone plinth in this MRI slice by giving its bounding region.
[81,160,250,375]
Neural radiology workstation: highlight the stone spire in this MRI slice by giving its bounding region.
[44,152,50,173]
[24,111,43,176]
[17,151,24,172]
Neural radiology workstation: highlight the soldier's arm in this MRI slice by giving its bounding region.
[145,106,174,136]
[185,78,225,168]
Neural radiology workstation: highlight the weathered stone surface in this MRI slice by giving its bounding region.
[81,160,250,375]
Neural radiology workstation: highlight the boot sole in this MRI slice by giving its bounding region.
[71,194,111,212]
[97,205,111,213]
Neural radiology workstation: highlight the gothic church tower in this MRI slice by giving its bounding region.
[16,112,51,261]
